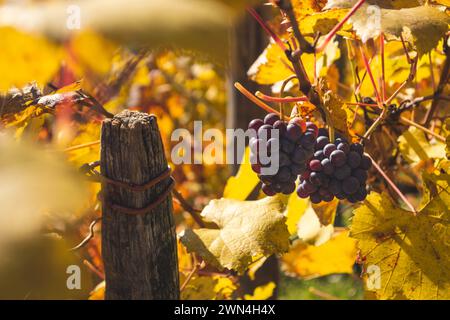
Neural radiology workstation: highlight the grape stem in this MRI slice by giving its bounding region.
[246,6,312,96]
[277,0,314,53]
[346,39,362,102]
[280,75,299,119]
[380,33,386,101]
[180,255,199,292]
[255,91,308,103]
[172,189,206,228]
[359,44,382,105]
[234,82,290,120]
[366,153,417,215]
[246,7,287,52]
[399,117,446,143]
[363,108,387,139]
[63,139,101,152]
[316,0,366,53]
[423,35,450,126]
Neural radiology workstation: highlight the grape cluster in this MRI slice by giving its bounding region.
[248,113,318,196]
[297,129,371,203]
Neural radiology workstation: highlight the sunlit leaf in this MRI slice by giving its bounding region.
[243,282,276,300]
[179,196,290,273]
[350,192,450,299]
[181,275,237,300]
[223,147,259,200]
[398,126,446,165]
[282,232,357,279]
[0,27,61,92]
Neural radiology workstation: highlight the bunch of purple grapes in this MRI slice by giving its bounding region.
[297,129,371,203]
[248,113,318,196]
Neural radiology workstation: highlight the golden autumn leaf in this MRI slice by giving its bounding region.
[350,192,450,300]
[324,0,421,9]
[433,0,450,6]
[248,39,341,86]
[316,78,353,141]
[297,202,335,246]
[312,198,339,226]
[421,160,450,210]
[89,281,105,300]
[292,0,326,18]
[299,9,352,37]
[285,191,309,235]
[68,30,120,77]
[445,118,450,159]
[326,2,450,55]
[247,42,293,85]
[398,126,446,165]
[223,147,260,201]
[0,27,61,92]
[181,275,237,300]
[179,196,290,273]
[243,282,276,300]
[282,232,357,279]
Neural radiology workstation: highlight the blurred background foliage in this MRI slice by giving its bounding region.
[0,0,447,300]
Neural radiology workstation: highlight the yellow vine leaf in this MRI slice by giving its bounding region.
[247,42,293,85]
[89,281,105,300]
[285,191,309,235]
[243,282,276,300]
[179,196,290,274]
[247,256,268,281]
[297,202,335,246]
[292,0,326,18]
[433,0,450,6]
[65,122,101,168]
[5,105,47,128]
[445,119,450,159]
[0,27,61,92]
[181,275,237,300]
[312,198,339,226]
[68,30,120,77]
[316,78,353,141]
[326,2,450,55]
[421,160,450,209]
[398,126,446,166]
[350,192,450,300]
[223,147,259,200]
[248,38,342,86]
[324,0,421,9]
[282,232,357,279]
[299,9,353,37]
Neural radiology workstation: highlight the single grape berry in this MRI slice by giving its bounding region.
[248,119,264,132]
[323,143,337,157]
[315,136,329,150]
[262,184,276,196]
[330,150,347,167]
[264,113,280,126]
[300,129,370,203]
[248,114,318,196]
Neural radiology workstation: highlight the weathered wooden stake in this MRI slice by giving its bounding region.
[100,110,179,300]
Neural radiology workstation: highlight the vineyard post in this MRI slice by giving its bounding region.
[100,110,179,300]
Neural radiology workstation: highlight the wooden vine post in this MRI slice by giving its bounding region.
[100,110,179,300]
